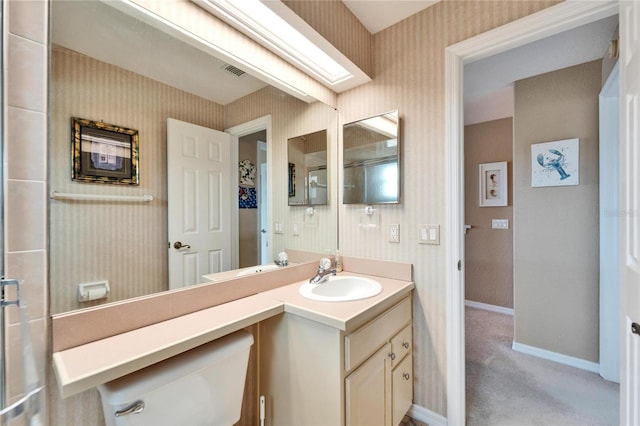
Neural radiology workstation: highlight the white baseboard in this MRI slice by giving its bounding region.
[408,404,448,426]
[511,341,599,373]
[465,300,514,316]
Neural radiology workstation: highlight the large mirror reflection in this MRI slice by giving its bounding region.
[49,1,338,315]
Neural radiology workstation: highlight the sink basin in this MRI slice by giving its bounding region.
[235,264,280,277]
[299,276,382,302]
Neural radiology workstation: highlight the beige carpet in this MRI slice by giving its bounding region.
[465,307,619,426]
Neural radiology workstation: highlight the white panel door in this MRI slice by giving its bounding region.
[620,2,640,424]
[167,118,232,289]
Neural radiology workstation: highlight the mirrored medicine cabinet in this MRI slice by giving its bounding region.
[343,110,400,204]
[287,130,329,206]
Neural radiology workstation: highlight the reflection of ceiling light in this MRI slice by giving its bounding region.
[195,0,353,86]
[358,112,399,139]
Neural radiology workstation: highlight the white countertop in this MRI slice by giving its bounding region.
[52,272,413,398]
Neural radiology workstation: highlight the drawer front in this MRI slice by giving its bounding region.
[390,325,412,369]
[392,352,413,426]
[345,297,411,372]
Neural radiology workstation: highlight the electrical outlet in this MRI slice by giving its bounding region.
[390,224,400,243]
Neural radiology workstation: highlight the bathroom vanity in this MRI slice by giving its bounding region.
[52,256,414,425]
[259,290,412,425]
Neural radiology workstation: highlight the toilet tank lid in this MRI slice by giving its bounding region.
[97,330,253,405]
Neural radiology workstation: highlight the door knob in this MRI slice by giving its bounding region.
[632,322,640,336]
[173,241,191,250]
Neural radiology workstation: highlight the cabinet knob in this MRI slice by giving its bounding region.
[388,352,396,360]
[402,341,410,349]
[403,372,410,381]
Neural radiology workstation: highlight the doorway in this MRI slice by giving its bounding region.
[444,2,620,423]
[226,115,273,270]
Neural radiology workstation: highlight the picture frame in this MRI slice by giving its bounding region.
[479,161,507,207]
[531,138,579,187]
[71,117,139,185]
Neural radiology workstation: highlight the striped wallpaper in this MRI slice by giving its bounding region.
[336,0,559,415]
[49,46,225,315]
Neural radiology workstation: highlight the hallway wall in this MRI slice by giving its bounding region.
[464,118,514,309]
[513,60,602,362]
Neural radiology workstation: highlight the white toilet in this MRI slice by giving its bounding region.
[97,330,254,426]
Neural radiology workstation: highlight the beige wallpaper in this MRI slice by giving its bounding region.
[49,46,225,315]
[513,60,601,363]
[336,0,559,415]
[282,0,372,77]
[464,118,514,309]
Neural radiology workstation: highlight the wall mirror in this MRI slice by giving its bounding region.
[49,1,338,315]
[343,110,400,204]
[287,130,329,206]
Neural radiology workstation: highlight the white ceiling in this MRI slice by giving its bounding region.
[342,0,440,34]
[51,1,619,109]
[464,14,619,106]
[51,1,268,106]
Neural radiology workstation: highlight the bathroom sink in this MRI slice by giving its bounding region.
[235,264,280,277]
[299,276,382,302]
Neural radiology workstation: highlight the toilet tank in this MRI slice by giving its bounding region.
[97,330,254,426]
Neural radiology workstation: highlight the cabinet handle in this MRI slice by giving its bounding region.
[388,352,396,360]
[402,341,410,349]
[403,373,410,381]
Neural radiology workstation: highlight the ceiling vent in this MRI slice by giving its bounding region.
[221,64,246,78]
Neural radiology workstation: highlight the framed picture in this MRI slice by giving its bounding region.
[479,161,507,207]
[71,117,139,185]
[531,138,579,187]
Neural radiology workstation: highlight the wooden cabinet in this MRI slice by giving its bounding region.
[345,298,413,426]
[260,294,413,426]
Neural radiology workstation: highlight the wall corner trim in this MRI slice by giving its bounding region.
[511,342,599,373]
[408,404,448,426]
[465,300,514,316]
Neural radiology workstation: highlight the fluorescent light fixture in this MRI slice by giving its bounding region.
[197,0,353,86]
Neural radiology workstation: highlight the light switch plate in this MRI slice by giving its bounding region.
[274,222,283,234]
[492,219,509,230]
[419,224,440,245]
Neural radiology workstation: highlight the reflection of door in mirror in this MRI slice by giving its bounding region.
[167,119,232,289]
[239,131,267,268]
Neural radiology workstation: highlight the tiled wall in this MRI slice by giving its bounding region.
[4,0,49,415]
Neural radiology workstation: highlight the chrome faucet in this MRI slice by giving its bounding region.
[309,257,336,284]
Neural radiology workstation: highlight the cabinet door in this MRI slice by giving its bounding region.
[346,343,392,426]
[392,352,413,426]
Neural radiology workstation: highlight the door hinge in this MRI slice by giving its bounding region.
[457,260,462,271]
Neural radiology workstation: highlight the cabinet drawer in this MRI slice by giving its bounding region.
[392,352,413,426]
[390,325,412,369]
[345,297,411,371]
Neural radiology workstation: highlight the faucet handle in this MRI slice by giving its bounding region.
[319,257,332,270]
